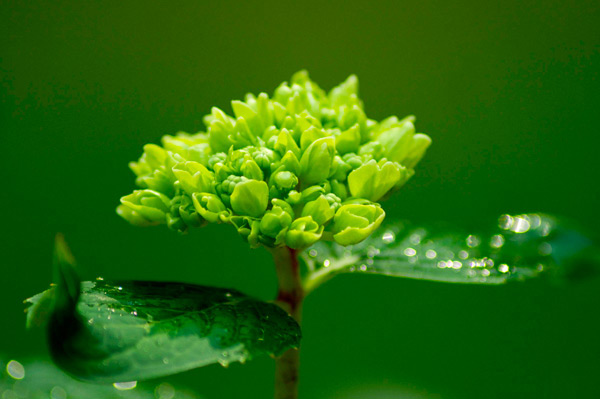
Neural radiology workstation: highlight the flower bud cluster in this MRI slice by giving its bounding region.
[118,71,431,249]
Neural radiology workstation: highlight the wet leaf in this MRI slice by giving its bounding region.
[0,357,199,399]
[301,213,599,292]
[25,238,301,383]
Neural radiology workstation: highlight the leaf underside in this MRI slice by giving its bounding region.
[25,242,301,383]
[302,213,599,290]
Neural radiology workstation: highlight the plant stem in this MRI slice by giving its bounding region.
[271,246,304,399]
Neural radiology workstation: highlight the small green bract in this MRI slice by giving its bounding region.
[117,71,431,249]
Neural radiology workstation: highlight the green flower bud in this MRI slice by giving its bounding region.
[230,179,269,218]
[403,133,432,169]
[299,136,335,186]
[296,112,323,136]
[301,195,338,225]
[241,158,264,180]
[348,159,404,202]
[232,100,264,136]
[205,150,223,167]
[329,155,352,181]
[231,216,262,248]
[172,161,215,196]
[217,174,244,206]
[300,185,326,203]
[330,179,348,200]
[272,171,299,191]
[207,107,236,153]
[254,92,275,130]
[118,189,171,226]
[192,192,230,223]
[358,141,384,160]
[329,74,359,108]
[274,151,301,176]
[375,120,415,163]
[274,128,301,158]
[299,126,328,153]
[250,147,278,170]
[166,213,186,232]
[342,152,365,170]
[260,199,294,238]
[129,145,183,196]
[323,192,342,209]
[285,216,324,250]
[177,194,204,229]
[335,124,361,155]
[332,203,385,246]
[286,190,302,205]
[161,132,211,165]
[338,105,368,142]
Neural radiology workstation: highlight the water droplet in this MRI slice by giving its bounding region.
[458,250,469,260]
[366,258,374,265]
[225,292,233,298]
[367,247,379,258]
[309,249,317,257]
[88,318,94,324]
[437,261,447,269]
[536,263,545,272]
[323,259,330,268]
[538,242,552,256]
[490,234,505,248]
[498,214,514,230]
[359,264,368,271]
[452,261,463,269]
[469,259,486,268]
[466,235,481,248]
[155,382,176,399]
[528,214,542,229]
[540,222,552,237]
[162,357,170,364]
[117,286,123,291]
[50,386,67,399]
[498,264,509,273]
[481,269,491,277]
[511,216,530,233]
[382,231,395,244]
[425,250,437,259]
[403,248,416,257]
[96,277,104,281]
[1,390,18,399]
[409,232,422,245]
[113,381,137,390]
[6,360,25,380]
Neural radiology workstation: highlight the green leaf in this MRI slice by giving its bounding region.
[0,357,199,399]
[25,239,301,383]
[301,213,599,292]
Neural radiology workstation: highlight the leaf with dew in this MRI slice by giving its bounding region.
[25,237,301,383]
[301,213,600,292]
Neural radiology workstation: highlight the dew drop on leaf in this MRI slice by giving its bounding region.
[113,381,137,390]
[6,360,25,380]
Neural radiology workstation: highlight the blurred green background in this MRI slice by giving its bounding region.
[2,1,599,398]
